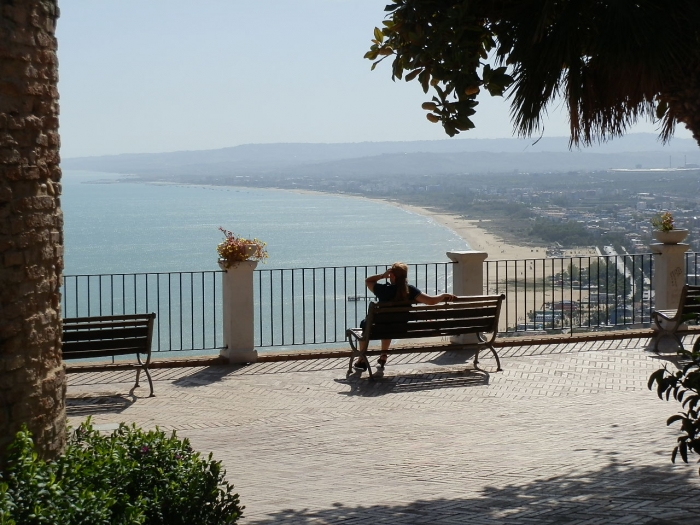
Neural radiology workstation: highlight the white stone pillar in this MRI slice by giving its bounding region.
[447,250,488,344]
[651,242,689,311]
[219,261,258,364]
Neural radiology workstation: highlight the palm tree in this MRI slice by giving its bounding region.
[367,0,700,146]
[0,0,66,461]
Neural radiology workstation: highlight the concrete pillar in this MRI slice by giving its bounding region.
[447,250,488,343]
[219,261,258,363]
[651,242,689,311]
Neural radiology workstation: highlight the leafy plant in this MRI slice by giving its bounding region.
[651,212,675,232]
[649,345,700,473]
[0,420,243,524]
[217,227,268,268]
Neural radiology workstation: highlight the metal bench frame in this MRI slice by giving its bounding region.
[62,313,156,396]
[346,294,505,378]
[651,285,700,353]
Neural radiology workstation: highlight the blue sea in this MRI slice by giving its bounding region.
[61,170,468,274]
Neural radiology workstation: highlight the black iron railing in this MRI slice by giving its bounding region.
[486,253,654,333]
[63,252,699,352]
[61,271,222,352]
[253,262,454,347]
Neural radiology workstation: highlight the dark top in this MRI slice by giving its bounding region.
[373,282,421,303]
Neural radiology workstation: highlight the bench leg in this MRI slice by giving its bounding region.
[142,367,155,397]
[136,354,155,397]
[348,336,374,378]
[651,327,685,353]
[473,345,503,372]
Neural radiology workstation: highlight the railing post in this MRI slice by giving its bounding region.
[651,242,689,311]
[219,261,258,364]
[447,250,489,344]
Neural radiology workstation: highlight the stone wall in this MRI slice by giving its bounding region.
[0,0,65,461]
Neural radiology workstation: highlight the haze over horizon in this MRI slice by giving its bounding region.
[56,0,693,159]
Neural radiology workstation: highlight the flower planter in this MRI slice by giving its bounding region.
[653,229,689,244]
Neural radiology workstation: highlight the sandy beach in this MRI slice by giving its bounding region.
[382,201,547,260]
[380,200,598,260]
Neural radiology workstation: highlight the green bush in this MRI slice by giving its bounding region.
[0,420,243,525]
[649,345,700,473]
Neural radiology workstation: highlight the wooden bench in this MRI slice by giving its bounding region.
[346,294,506,378]
[62,313,156,396]
[651,284,700,352]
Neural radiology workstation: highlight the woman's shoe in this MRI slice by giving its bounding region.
[377,355,388,369]
[353,360,368,371]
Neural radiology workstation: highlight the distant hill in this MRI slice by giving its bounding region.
[62,133,700,178]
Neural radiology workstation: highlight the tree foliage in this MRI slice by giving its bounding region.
[649,346,700,473]
[367,0,700,145]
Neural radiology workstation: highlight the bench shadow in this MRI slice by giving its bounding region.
[66,394,135,417]
[172,365,248,387]
[247,460,700,525]
[336,367,489,397]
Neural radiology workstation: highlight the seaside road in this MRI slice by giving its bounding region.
[67,338,700,524]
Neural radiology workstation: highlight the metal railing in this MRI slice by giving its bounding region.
[63,252,700,352]
[253,262,454,347]
[486,253,654,334]
[61,271,222,352]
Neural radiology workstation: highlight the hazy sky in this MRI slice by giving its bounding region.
[56,1,692,158]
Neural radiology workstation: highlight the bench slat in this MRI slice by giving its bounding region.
[373,306,498,323]
[63,336,150,354]
[63,313,154,323]
[374,325,494,339]
[62,326,149,343]
[62,347,148,360]
[374,316,496,333]
[63,319,152,330]
[374,300,500,314]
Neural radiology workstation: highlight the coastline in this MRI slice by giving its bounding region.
[99,173,593,262]
[379,200,549,261]
[286,187,551,261]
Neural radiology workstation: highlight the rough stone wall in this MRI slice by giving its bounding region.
[0,0,65,461]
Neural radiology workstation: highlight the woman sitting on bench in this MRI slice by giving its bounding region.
[353,262,456,371]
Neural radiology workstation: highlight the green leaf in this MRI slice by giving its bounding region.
[374,27,384,43]
[405,69,421,81]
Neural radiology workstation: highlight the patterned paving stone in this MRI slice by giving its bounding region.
[66,336,700,524]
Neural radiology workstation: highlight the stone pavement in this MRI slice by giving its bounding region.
[66,337,700,524]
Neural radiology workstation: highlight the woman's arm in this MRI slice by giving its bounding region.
[415,292,457,306]
[365,270,392,293]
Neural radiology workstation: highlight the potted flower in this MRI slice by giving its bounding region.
[651,212,689,244]
[217,227,268,268]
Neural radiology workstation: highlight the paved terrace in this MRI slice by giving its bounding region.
[67,337,700,524]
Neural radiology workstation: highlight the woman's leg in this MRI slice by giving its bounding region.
[377,339,391,368]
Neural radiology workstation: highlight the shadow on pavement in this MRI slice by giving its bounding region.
[336,368,489,397]
[248,460,700,525]
[172,365,247,387]
[66,395,134,417]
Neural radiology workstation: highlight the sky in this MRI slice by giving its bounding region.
[56,0,692,159]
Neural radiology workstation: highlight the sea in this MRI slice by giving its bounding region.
[61,170,468,275]
[61,170,469,355]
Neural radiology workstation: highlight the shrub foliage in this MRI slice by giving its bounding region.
[649,345,700,473]
[0,420,243,524]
